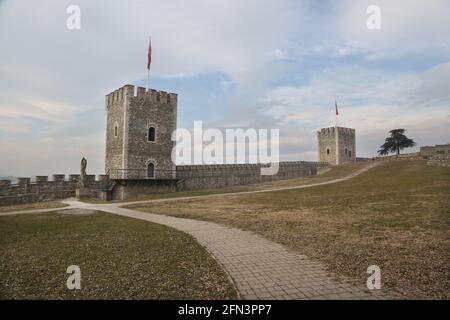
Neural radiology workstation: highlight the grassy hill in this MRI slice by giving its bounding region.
[130,160,450,299]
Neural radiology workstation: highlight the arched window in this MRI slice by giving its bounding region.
[147,163,155,178]
[326,148,330,155]
[349,150,352,158]
[114,123,118,137]
[148,127,155,142]
[345,148,348,156]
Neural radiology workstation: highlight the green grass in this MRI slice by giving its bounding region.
[129,160,450,299]
[0,211,237,299]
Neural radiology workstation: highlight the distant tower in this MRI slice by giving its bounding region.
[105,85,177,179]
[317,126,356,165]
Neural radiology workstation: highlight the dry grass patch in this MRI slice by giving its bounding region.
[0,201,68,213]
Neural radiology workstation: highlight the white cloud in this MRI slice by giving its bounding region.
[0,0,449,175]
[230,63,450,159]
[335,0,450,59]
[266,49,288,61]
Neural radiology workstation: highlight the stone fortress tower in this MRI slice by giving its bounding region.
[317,126,356,165]
[105,85,177,180]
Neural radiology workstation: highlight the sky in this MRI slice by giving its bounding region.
[0,0,449,176]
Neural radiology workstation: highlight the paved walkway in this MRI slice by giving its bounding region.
[1,162,383,299]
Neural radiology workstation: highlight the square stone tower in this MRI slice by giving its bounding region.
[317,126,356,165]
[105,85,177,179]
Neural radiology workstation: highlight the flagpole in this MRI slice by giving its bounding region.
[335,100,339,165]
[335,100,337,128]
[147,35,151,91]
[147,66,150,91]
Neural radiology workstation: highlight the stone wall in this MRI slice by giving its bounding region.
[336,127,356,164]
[427,155,450,167]
[0,174,110,206]
[109,179,176,200]
[176,161,328,191]
[105,86,126,176]
[317,127,356,165]
[373,152,421,161]
[317,127,338,165]
[105,85,177,180]
[420,144,450,158]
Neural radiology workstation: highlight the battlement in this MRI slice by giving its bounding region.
[0,174,111,206]
[317,126,355,137]
[317,126,356,165]
[105,84,177,108]
[175,161,329,191]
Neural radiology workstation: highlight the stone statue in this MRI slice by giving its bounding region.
[80,157,87,188]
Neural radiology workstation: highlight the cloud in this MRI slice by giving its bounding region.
[216,62,450,159]
[335,0,450,59]
[0,0,449,175]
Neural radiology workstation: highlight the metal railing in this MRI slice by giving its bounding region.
[108,168,176,180]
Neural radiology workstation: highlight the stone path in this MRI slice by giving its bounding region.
[1,162,384,299]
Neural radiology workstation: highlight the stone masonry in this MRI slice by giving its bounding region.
[0,175,109,206]
[317,126,356,165]
[420,143,450,158]
[176,162,328,191]
[105,85,177,180]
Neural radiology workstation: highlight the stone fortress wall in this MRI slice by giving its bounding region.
[420,144,450,158]
[421,144,450,167]
[175,161,329,191]
[0,175,110,206]
[0,162,330,205]
[104,161,329,201]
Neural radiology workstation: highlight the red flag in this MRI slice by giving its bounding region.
[335,100,339,116]
[147,37,152,70]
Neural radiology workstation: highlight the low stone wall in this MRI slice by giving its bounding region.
[175,161,328,191]
[427,155,450,167]
[0,174,110,206]
[420,144,450,158]
[109,179,176,201]
[1,161,328,204]
[373,152,422,161]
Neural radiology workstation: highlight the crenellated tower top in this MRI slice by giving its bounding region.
[106,85,177,110]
